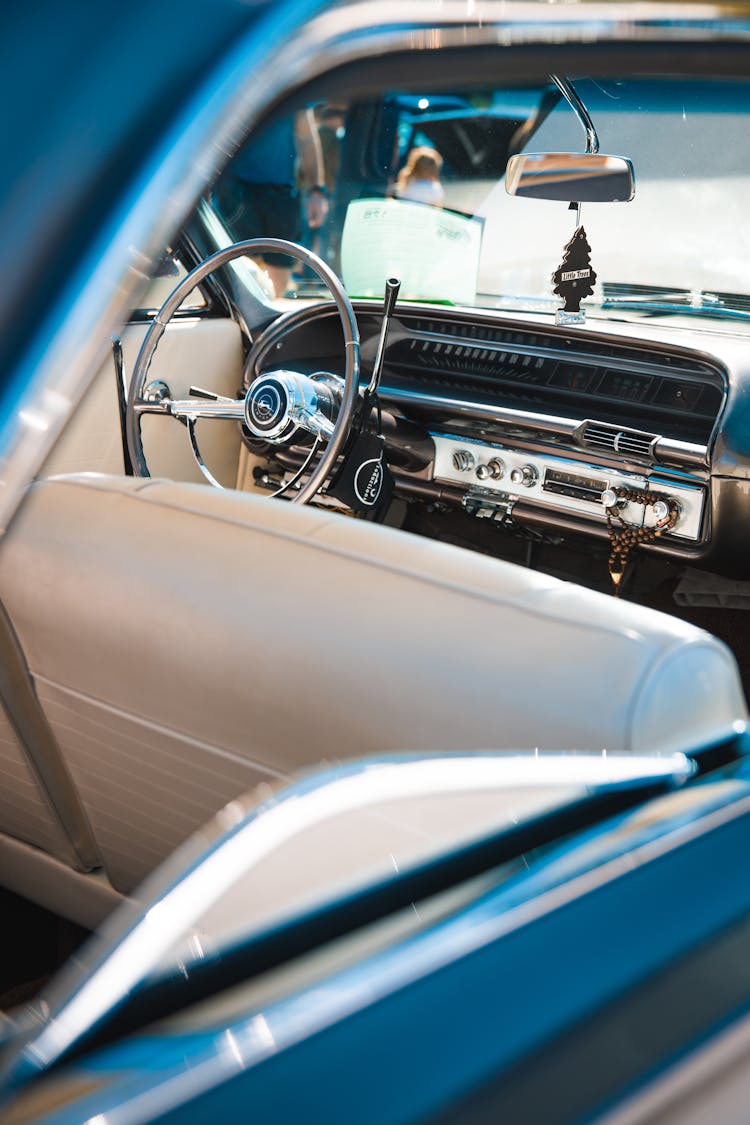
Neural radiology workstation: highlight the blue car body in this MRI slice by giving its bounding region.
[4,740,750,1123]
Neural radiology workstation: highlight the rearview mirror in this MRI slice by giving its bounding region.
[505,151,635,203]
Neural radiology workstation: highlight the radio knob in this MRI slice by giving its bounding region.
[602,488,619,509]
[653,499,677,525]
[510,464,538,488]
[452,449,475,472]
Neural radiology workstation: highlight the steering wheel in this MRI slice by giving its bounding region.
[126,239,360,503]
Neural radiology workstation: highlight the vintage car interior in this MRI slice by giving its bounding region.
[1,50,749,933]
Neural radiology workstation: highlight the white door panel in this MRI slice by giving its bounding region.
[42,317,245,488]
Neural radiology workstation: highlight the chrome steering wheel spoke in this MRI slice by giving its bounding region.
[187,418,225,489]
[167,398,246,423]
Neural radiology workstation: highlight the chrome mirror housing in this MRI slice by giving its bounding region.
[505,151,635,203]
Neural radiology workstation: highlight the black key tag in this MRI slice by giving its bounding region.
[328,429,394,514]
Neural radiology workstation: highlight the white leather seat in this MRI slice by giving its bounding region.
[0,602,102,914]
[0,472,745,894]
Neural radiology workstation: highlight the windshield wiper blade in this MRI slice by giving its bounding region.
[601,283,750,321]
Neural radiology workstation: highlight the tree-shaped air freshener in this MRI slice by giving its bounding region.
[552,225,597,325]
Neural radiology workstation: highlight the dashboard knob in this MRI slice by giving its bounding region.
[510,464,538,488]
[653,499,676,525]
[601,488,619,509]
[475,463,491,480]
[487,458,505,480]
[452,449,476,472]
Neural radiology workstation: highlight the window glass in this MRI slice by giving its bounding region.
[135,251,207,314]
[208,79,750,324]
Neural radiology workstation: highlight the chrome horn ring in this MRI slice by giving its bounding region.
[126,239,360,503]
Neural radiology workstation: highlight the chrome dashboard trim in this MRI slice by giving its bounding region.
[430,433,706,540]
[383,387,710,470]
[385,385,579,437]
[652,437,710,468]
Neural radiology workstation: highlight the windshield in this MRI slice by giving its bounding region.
[210,76,750,327]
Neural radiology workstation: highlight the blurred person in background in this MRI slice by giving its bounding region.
[395,145,444,206]
[213,109,328,297]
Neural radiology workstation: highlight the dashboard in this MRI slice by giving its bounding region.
[247,301,750,577]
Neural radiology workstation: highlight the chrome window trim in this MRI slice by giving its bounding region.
[20,751,750,1122]
[0,0,748,533]
[6,750,693,1083]
[206,784,750,1103]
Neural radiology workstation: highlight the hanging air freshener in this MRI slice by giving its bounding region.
[552,225,596,326]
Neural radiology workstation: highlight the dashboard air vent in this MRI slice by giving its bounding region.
[581,422,656,460]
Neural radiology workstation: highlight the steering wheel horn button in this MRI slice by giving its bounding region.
[246,377,289,435]
[244,369,340,442]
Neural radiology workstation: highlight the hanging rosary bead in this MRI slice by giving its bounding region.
[605,487,678,596]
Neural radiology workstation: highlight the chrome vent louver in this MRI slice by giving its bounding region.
[581,422,657,460]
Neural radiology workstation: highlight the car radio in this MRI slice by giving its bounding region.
[543,468,607,504]
[430,434,705,541]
